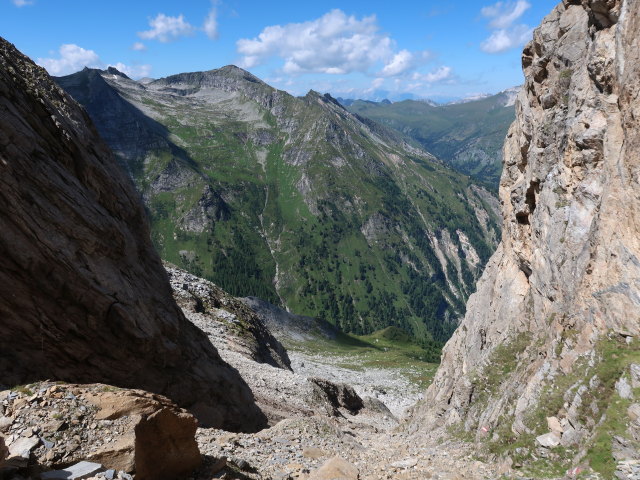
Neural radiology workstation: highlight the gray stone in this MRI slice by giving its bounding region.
[40,461,104,479]
[628,403,640,423]
[631,364,640,388]
[616,377,633,400]
[7,436,39,460]
[390,457,418,469]
[536,432,561,448]
[104,470,115,480]
[560,426,583,447]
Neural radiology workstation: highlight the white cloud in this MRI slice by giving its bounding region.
[138,13,196,43]
[480,24,533,53]
[37,44,152,79]
[131,42,147,51]
[108,62,152,79]
[12,0,34,6]
[481,1,530,29]
[37,44,101,76]
[480,1,533,54]
[412,66,453,83]
[381,50,414,77]
[203,6,218,40]
[236,9,396,75]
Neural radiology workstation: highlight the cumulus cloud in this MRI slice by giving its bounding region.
[380,50,414,77]
[481,1,530,28]
[138,13,196,43]
[236,9,397,75]
[481,24,533,53]
[37,44,101,76]
[37,44,152,79]
[480,1,533,53]
[412,66,453,83]
[12,0,34,6]
[108,62,152,79]
[131,42,147,51]
[203,6,218,40]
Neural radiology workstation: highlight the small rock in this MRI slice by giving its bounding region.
[40,460,104,479]
[302,447,326,459]
[628,403,640,423]
[616,377,633,399]
[631,364,640,388]
[536,432,561,448]
[391,458,418,469]
[546,416,563,433]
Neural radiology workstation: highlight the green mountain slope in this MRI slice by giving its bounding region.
[57,66,500,344]
[345,89,518,189]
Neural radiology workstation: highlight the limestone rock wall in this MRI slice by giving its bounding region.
[412,0,640,458]
[0,37,266,432]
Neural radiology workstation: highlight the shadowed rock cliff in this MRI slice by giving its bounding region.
[0,37,266,432]
[412,0,640,474]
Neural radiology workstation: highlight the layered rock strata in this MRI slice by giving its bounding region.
[0,37,265,432]
[412,0,640,471]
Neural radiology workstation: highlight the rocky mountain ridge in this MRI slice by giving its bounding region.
[411,0,640,476]
[56,63,501,346]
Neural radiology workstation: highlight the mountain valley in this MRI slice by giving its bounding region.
[56,66,500,348]
[2,0,640,478]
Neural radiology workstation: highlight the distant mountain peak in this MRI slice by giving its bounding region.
[106,66,130,79]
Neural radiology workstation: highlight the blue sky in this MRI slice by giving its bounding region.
[2,0,558,101]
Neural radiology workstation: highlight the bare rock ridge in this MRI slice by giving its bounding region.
[0,37,266,432]
[412,0,640,471]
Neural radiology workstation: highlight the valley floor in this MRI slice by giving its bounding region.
[194,347,501,480]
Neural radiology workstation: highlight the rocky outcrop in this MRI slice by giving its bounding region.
[412,0,640,473]
[0,383,201,480]
[166,264,291,370]
[0,37,266,431]
[309,378,365,417]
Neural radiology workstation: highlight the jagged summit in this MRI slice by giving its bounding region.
[149,64,268,92]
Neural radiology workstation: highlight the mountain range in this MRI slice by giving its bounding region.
[344,87,518,189]
[56,66,500,347]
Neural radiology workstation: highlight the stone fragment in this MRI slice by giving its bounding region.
[546,416,563,433]
[536,432,561,448]
[40,461,104,479]
[7,435,39,464]
[616,377,633,399]
[309,456,359,480]
[628,403,640,423]
[0,416,11,432]
[560,426,583,447]
[302,447,327,459]
[631,364,640,389]
[391,458,418,469]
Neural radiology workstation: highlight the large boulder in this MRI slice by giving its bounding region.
[0,37,265,432]
[1,382,203,480]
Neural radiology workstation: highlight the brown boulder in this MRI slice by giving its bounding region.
[0,37,266,432]
[86,389,201,480]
